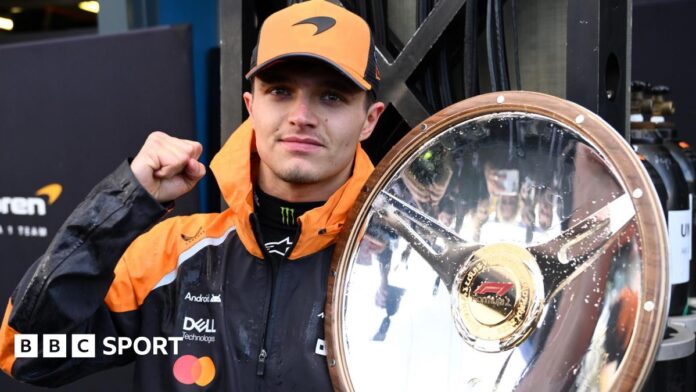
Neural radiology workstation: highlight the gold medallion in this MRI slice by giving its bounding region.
[453,243,545,351]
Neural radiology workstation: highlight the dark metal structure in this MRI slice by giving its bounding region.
[566,0,631,139]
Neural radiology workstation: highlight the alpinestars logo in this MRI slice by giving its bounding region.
[280,206,295,225]
[265,237,293,256]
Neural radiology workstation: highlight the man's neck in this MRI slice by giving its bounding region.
[253,186,324,228]
[257,164,352,202]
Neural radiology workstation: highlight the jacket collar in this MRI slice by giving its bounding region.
[209,119,374,260]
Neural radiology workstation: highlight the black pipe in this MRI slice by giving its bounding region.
[418,0,440,111]
[486,0,499,91]
[511,0,521,90]
[370,0,387,49]
[494,0,510,90]
[437,45,453,106]
[355,0,369,20]
[435,0,453,106]
[464,0,479,98]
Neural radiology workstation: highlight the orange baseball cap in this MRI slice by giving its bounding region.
[246,0,379,92]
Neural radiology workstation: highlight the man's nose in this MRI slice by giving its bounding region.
[287,96,318,128]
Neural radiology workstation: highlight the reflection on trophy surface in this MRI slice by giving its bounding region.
[333,104,663,392]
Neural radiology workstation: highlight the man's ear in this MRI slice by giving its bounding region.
[359,100,386,141]
[243,91,254,118]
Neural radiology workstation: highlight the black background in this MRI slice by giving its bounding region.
[633,0,696,145]
[0,25,198,391]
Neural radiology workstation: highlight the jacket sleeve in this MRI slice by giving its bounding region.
[0,160,169,387]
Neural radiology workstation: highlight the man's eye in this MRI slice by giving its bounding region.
[270,88,289,96]
[322,92,344,103]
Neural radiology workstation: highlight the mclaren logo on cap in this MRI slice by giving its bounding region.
[293,16,336,35]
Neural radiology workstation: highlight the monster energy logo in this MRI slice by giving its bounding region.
[281,207,295,225]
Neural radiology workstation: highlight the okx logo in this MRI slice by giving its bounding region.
[173,355,216,386]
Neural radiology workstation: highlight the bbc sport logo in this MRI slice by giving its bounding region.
[17,334,217,386]
[15,334,183,358]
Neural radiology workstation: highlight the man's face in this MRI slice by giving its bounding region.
[243,59,384,199]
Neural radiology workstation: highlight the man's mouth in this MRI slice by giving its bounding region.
[279,136,324,152]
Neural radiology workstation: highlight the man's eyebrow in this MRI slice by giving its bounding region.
[321,79,360,94]
[255,73,291,86]
[255,72,359,93]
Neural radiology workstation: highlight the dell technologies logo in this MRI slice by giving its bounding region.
[183,317,217,334]
[182,315,217,344]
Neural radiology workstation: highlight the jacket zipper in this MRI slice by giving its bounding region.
[250,214,302,377]
[256,252,278,377]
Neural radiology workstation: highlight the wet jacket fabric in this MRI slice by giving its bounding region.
[0,119,374,390]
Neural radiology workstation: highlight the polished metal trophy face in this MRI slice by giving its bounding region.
[326,92,668,392]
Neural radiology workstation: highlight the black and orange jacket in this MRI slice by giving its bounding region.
[0,119,374,390]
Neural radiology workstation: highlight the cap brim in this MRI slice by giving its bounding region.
[245,53,372,91]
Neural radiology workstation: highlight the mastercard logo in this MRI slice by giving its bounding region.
[173,355,216,386]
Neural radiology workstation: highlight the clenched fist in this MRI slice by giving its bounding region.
[130,131,206,203]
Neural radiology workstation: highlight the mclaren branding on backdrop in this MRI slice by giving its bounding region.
[0,184,63,238]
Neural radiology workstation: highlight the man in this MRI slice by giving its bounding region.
[0,1,384,390]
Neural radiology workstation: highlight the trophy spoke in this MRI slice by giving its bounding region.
[374,191,481,289]
[528,192,636,299]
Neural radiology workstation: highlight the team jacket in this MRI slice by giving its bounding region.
[0,119,374,390]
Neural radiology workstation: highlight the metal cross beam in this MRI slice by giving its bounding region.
[375,0,468,127]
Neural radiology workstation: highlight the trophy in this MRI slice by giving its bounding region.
[325,92,668,391]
